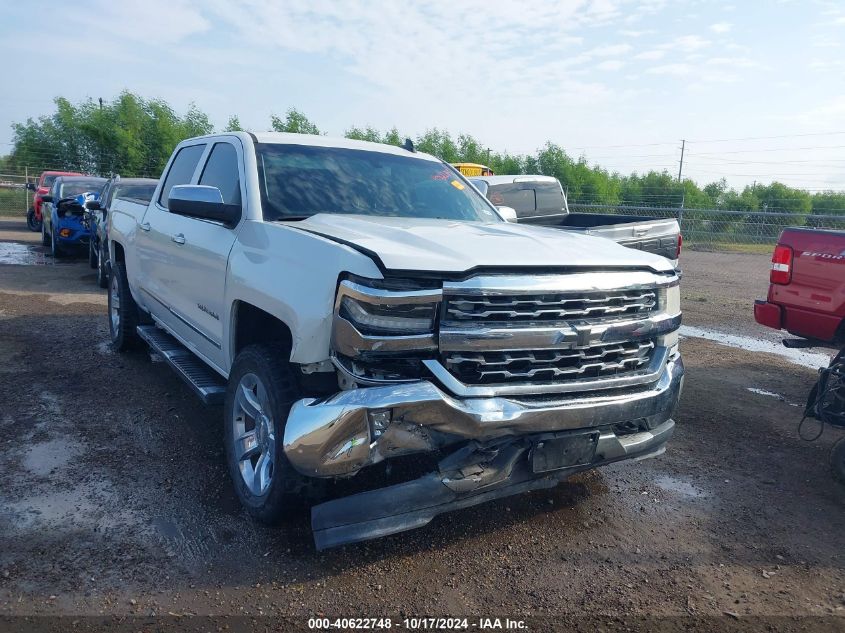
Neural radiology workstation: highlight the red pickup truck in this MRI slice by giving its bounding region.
[754,227,845,346]
[755,227,845,485]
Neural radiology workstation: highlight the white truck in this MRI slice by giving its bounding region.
[108,132,684,549]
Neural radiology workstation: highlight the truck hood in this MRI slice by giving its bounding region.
[294,214,674,274]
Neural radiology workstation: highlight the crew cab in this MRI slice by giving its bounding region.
[470,175,682,267]
[108,132,684,549]
[755,227,845,346]
[40,176,107,258]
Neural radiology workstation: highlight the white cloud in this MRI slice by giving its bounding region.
[663,35,711,51]
[634,49,666,60]
[646,63,693,76]
[710,22,733,33]
[587,43,634,57]
[596,59,625,71]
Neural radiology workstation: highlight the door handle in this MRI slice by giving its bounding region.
[139,222,150,231]
[171,233,186,245]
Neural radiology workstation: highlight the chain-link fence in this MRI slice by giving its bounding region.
[570,203,845,250]
[0,174,35,218]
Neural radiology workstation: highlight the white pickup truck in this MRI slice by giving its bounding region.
[108,132,684,549]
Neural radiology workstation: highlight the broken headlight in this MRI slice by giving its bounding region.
[331,276,442,376]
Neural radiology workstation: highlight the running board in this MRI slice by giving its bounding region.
[136,325,226,405]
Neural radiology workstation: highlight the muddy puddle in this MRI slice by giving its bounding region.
[0,242,58,266]
[679,325,832,369]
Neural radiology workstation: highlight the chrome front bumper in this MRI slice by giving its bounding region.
[283,354,684,478]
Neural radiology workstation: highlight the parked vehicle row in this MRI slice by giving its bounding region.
[26,170,82,231]
[29,171,157,287]
[106,132,685,549]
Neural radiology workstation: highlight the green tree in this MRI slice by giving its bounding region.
[8,92,213,177]
[270,108,321,135]
[224,115,243,132]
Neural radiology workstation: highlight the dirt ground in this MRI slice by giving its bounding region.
[0,218,842,631]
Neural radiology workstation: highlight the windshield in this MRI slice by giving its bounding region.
[255,144,499,222]
[59,180,105,198]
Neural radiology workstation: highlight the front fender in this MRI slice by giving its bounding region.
[225,220,383,369]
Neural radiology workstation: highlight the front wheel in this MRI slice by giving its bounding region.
[108,261,142,351]
[27,208,41,232]
[224,344,322,524]
[831,437,845,486]
[50,227,65,259]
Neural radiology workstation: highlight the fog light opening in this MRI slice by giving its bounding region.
[59,228,72,237]
[368,408,392,439]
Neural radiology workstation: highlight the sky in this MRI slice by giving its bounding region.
[1,0,844,191]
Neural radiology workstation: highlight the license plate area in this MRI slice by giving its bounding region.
[531,432,599,473]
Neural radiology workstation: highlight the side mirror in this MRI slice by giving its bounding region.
[168,185,241,227]
[496,205,518,222]
[40,195,53,203]
[85,200,101,211]
[26,183,36,191]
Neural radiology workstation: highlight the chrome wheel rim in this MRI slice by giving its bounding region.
[109,273,120,334]
[232,373,275,496]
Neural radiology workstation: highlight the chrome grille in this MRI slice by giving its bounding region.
[443,340,656,386]
[443,290,657,323]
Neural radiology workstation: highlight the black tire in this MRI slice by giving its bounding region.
[88,238,98,269]
[26,207,41,232]
[97,241,109,289]
[41,219,49,247]
[224,344,322,524]
[831,437,845,486]
[50,226,65,258]
[108,261,142,351]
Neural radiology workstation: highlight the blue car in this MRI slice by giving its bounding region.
[40,176,107,258]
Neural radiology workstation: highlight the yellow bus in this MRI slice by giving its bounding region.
[452,163,494,177]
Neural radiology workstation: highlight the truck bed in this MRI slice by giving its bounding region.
[759,227,845,343]
[519,212,681,264]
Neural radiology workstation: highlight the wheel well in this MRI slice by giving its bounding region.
[232,302,293,358]
[112,241,125,263]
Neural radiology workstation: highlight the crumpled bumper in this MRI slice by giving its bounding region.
[283,355,684,478]
[310,418,676,549]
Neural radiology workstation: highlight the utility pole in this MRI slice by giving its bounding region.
[677,139,686,182]
[677,139,686,228]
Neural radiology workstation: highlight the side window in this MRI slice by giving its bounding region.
[199,143,241,205]
[488,184,536,214]
[158,144,206,208]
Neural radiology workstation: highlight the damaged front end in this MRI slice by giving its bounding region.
[284,271,684,549]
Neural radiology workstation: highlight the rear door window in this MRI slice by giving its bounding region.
[158,144,206,209]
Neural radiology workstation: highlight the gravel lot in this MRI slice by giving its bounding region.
[0,219,842,630]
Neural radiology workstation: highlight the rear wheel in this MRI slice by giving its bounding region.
[108,261,142,351]
[224,344,322,524]
[97,242,109,289]
[831,437,845,486]
[26,207,41,232]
